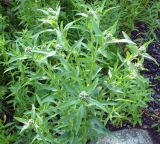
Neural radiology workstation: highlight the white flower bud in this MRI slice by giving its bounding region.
[56,44,62,51]
[139,46,145,51]
[28,119,34,125]
[105,33,113,40]
[25,47,32,53]
[79,91,88,100]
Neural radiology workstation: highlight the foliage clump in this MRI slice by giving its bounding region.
[0,0,159,143]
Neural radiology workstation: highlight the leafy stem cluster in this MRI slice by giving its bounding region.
[0,0,160,143]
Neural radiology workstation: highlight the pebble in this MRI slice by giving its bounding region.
[90,129,154,144]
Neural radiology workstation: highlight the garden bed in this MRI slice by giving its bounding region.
[0,0,160,143]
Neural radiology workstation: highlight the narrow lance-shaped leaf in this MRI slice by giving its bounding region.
[107,39,136,45]
[31,104,36,120]
[140,53,159,66]
[57,99,78,110]
[63,21,76,32]
[40,51,56,61]
[88,98,108,112]
[90,117,112,137]
[75,105,85,134]
[91,19,103,44]
[106,20,118,35]
[14,117,28,125]
[76,13,88,18]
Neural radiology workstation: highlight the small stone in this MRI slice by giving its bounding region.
[127,125,132,129]
[143,125,148,129]
[90,129,154,144]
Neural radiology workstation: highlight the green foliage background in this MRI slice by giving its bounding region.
[0,0,160,143]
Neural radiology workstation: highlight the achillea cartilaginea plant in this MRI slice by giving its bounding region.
[1,0,159,143]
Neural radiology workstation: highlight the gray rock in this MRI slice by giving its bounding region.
[90,129,154,144]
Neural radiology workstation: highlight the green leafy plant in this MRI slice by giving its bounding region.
[1,0,159,143]
[0,121,16,144]
[4,3,152,143]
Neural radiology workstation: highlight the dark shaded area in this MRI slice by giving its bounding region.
[134,22,160,130]
[128,21,160,142]
[140,41,160,142]
[0,1,160,143]
[106,21,160,143]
